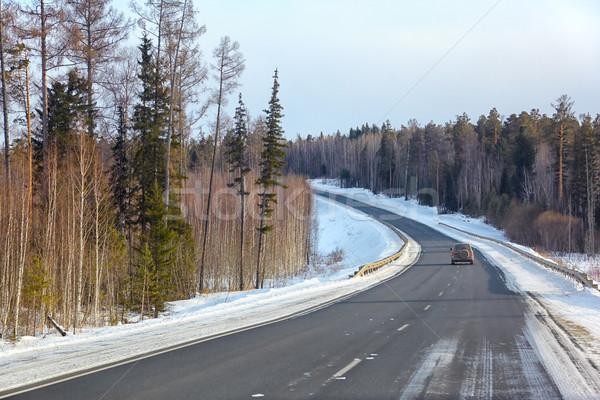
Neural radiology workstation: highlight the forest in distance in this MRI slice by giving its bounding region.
[287,95,600,258]
[0,0,311,340]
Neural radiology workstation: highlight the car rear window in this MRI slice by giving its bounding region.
[453,244,470,251]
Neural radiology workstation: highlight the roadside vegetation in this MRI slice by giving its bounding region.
[0,0,310,339]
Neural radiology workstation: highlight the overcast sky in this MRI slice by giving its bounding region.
[128,0,600,138]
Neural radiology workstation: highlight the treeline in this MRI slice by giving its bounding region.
[287,96,600,255]
[0,1,309,339]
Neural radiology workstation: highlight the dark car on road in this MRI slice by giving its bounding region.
[451,243,474,264]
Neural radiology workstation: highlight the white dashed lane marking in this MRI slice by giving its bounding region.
[333,359,362,379]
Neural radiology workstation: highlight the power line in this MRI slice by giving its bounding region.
[377,0,504,125]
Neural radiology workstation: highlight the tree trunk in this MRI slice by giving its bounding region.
[13,189,30,338]
[199,71,224,293]
[85,2,94,138]
[41,0,50,201]
[255,192,267,289]
[93,162,101,326]
[164,0,188,211]
[238,172,245,291]
[0,0,9,183]
[558,123,564,204]
[25,54,32,214]
[75,151,85,334]
[585,150,595,255]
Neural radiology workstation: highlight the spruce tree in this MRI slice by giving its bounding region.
[44,70,91,158]
[130,35,195,310]
[146,183,176,317]
[133,241,153,320]
[132,35,169,232]
[377,122,395,192]
[255,69,287,289]
[111,105,131,236]
[225,93,250,290]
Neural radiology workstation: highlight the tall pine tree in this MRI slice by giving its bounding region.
[130,35,187,314]
[255,69,287,289]
[111,105,131,236]
[44,69,92,159]
[132,35,169,232]
[225,93,250,291]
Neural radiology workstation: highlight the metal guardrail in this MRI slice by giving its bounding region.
[439,222,599,291]
[351,222,409,278]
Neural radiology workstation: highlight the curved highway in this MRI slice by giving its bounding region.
[8,192,599,399]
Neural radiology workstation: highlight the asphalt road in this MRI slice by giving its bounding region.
[9,192,588,399]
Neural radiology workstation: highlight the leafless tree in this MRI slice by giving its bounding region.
[198,36,244,292]
[62,0,133,137]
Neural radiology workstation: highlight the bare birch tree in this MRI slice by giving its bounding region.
[162,0,206,210]
[0,0,11,181]
[198,36,244,292]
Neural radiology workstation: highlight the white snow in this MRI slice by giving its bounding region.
[313,195,402,271]
[2,179,600,396]
[558,253,600,282]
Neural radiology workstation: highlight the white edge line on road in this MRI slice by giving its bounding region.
[333,358,362,378]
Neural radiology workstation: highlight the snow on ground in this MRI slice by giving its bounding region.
[311,180,600,365]
[313,195,402,271]
[559,253,600,281]
[0,193,417,394]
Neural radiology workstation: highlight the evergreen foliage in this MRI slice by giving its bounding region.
[225,93,251,193]
[129,35,195,313]
[132,35,169,232]
[225,93,250,291]
[256,69,288,218]
[111,105,131,235]
[255,69,288,289]
[45,69,92,157]
[377,122,396,192]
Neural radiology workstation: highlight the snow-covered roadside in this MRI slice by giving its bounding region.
[313,195,402,271]
[558,254,600,281]
[311,180,600,366]
[0,195,418,394]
